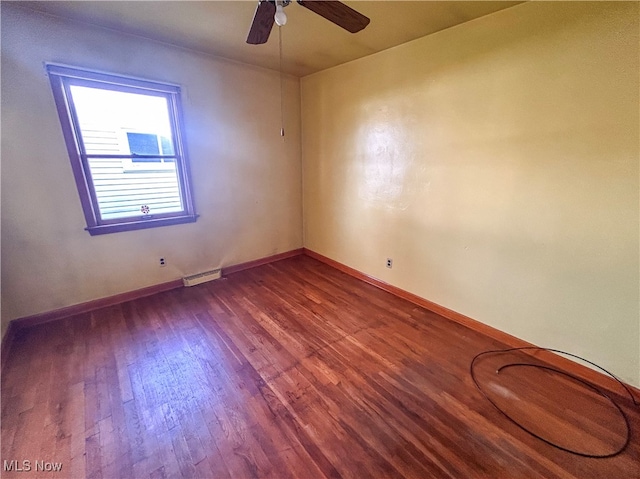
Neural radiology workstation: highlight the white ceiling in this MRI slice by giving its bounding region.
[20,1,523,77]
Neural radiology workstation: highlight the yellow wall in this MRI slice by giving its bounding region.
[1,4,302,336]
[302,2,639,385]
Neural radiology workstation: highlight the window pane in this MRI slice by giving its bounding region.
[160,136,175,156]
[70,85,175,156]
[88,157,182,220]
[127,132,160,156]
[68,85,183,220]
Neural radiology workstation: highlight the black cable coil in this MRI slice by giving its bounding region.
[470,347,638,458]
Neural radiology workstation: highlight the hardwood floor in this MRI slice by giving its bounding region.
[1,256,638,478]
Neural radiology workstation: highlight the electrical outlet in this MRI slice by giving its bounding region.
[159,257,166,267]
[386,258,393,269]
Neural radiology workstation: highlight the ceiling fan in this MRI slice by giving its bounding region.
[247,0,370,45]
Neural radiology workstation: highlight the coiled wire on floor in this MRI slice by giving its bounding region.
[470,347,638,458]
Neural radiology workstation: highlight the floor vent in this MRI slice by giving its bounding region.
[182,268,222,287]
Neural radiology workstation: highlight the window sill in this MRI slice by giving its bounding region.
[86,214,198,236]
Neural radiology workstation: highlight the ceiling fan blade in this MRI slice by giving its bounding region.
[247,0,276,44]
[296,1,370,33]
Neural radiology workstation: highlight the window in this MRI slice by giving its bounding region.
[47,64,197,235]
[126,132,174,161]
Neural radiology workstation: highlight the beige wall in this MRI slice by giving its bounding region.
[1,4,302,336]
[302,2,639,385]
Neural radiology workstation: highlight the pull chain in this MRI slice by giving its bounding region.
[278,25,285,138]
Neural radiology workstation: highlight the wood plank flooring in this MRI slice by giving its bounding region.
[1,255,639,478]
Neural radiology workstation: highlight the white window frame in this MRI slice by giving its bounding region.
[47,64,197,235]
